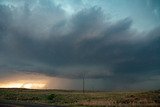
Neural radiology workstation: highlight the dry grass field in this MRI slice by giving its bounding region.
[0,88,160,107]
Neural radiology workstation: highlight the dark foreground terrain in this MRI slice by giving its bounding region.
[0,101,59,107]
[0,88,160,107]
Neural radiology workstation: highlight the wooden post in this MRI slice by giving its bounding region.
[82,72,85,93]
[83,76,85,93]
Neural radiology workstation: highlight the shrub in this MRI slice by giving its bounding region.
[47,94,56,100]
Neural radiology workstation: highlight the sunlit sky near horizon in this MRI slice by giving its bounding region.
[0,0,160,90]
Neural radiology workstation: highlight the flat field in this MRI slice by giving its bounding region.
[0,88,159,107]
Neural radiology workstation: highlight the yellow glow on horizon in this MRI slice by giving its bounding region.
[22,83,32,89]
[0,82,47,89]
[0,72,72,89]
[0,73,49,89]
[0,83,23,88]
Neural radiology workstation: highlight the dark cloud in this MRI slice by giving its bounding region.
[0,0,160,90]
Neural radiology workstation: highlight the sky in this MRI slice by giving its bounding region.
[0,0,160,90]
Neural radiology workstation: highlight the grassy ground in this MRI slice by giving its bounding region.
[0,88,160,107]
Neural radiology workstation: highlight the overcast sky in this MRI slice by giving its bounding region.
[0,0,160,90]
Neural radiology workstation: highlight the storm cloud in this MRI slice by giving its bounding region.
[0,0,160,90]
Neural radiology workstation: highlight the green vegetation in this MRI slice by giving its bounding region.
[0,88,159,106]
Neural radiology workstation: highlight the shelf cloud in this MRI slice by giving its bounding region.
[0,0,160,90]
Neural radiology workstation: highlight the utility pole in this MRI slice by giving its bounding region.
[83,75,85,93]
[82,72,85,93]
